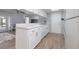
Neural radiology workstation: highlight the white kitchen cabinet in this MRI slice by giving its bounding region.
[16,24,48,49]
[27,29,37,48]
[16,27,40,49]
[18,9,47,18]
[27,27,43,48]
[37,10,47,17]
[26,9,47,17]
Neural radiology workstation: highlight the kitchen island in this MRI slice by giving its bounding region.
[16,24,49,49]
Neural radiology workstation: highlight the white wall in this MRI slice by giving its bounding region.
[65,17,79,48]
[65,9,79,19]
[64,9,79,48]
[49,12,62,33]
[10,14,25,26]
[0,10,25,32]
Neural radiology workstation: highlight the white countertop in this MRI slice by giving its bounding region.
[16,23,43,29]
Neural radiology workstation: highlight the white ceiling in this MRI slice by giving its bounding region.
[42,9,61,14]
[0,9,62,15]
[0,9,18,14]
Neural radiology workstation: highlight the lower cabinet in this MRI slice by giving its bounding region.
[16,26,48,49]
[28,27,42,48]
[27,29,37,48]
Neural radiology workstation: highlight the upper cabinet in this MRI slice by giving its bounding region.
[65,9,79,19]
[18,9,47,18]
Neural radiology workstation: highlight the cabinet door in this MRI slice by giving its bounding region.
[41,27,44,38]
[43,26,47,36]
[39,27,43,39]
[36,27,42,43]
[45,26,49,34]
[27,28,41,48]
[27,29,37,48]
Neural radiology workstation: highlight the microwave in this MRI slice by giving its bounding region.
[31,19,38,23]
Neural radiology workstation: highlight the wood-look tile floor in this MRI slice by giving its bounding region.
[35,33,64,49]
[0,33,64,49]
[0,38,15,49]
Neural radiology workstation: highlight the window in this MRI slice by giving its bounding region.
[0,16,7,27]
